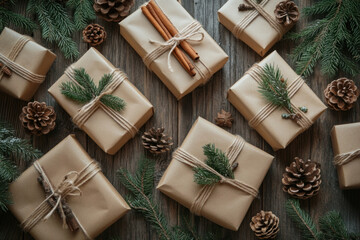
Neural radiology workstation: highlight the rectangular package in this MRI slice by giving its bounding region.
[48,48,153,155]
[331,123,360,189]
[157,117,274,230]
[9,135,130,240]
[0,27,56,100]
[228,50,327,150]
[120,0,228,100]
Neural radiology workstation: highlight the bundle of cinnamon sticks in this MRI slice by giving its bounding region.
[141,0,199,77]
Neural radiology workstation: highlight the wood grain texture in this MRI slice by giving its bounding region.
[0,0,359,239]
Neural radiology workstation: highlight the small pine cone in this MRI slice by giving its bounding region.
[282,157,321,200]
[215,109,234,128]
[142,127,173,154]
[324,78,360,111]
[250,211,279,239]
[82,23,107,46]
[19,101,56,136]
[93,0,135,22]
[274,0,299,26]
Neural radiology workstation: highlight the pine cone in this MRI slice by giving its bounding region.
[250,211,279,239]
[215,109,234,128]
[19,101,56,136]
[82,23,107,46]
[282,157,321,200]
[274,0,299,26]
[93,0,135,22]
[142,127,173,154]
[324,78,360,111]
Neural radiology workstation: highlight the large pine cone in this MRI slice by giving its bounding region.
[82,23,107,46]
[250,210,279,239]
[282,157,321,200]
[324,78,360,111]
[93,0,135,22]
[19,101,56,136]
[274,0,299,26]
[142,127,173,154]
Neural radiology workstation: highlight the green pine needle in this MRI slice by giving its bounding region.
[66,0,96,30]
[0,6,37,32]
[258,64,294,113]
[60,68,126,112]
[287,0,360,77]
[194,144,234,186]
[0,156,18,182]
[0,181,11,212]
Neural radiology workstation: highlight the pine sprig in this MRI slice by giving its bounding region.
[66,0,96,30]
[0,5,37,32]
[193,144,234,186]
[60,68,126,112]
[288,0,360,77]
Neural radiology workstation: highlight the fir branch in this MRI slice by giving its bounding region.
[61,68,126,112]
[288,0,360,77]
[258,64,294,113]
[0,136,42,162]
[0,180,11,212]
[0,6,37,32]
[0,155,18,182]
[193,144,234,186]
[285,199,320,240]
[66,0,96,30]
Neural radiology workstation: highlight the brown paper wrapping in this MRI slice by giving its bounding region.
[48,48,154,155]
[120,0,228,100]
[331,123,360,189]
[9,135,130,240]
[0,27,56,100]
[228,51,327,151]
[218,0,293,56]
[157,117,273,230]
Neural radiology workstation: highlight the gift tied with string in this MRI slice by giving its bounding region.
[9,135,130,240]
[158,117,274,230]
[331,123,360,189]
[218,0,299,56]
[228,51,327,151]
[0,28,56,100]
[120,0,228,100]
[48,48,154,155]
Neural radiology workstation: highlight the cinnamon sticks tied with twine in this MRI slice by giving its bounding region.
[141,0,199,76]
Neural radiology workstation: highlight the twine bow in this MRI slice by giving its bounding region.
[144,21,204,72]
[21,161,101,239]
[334,149,360,166]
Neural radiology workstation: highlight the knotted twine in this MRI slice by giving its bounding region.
[64,66,138,137]
[232,0,285,40]
[21,160,101,239]
[0,36,45,83]
[334,149,360,166]
[245,64,313,130]
[173,135,259,216]
[143,20,212,81]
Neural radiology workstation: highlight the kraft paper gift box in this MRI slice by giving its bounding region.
[0,27,56,100]
[9,135,130,240]
[157,117,274,230]
[218,0,295,56]
[48,47,154,155]
[331,123,360,189]
[120,0,228,100]
[228,50,327,151]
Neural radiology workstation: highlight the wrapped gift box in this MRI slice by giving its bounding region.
[331,123,360,189]
[48,48,154,155]
[0,27,56,100]
[120,0,228,100]
[9,135,130,240]
[228,50,327,150]
[157,117,274,230]
[218,0,295,56]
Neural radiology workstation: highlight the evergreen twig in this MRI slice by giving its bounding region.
[61,68,126,112]
[287,0,360,77]
[66,0,96,30]
[0,0,37,32]
[193,144,234,185]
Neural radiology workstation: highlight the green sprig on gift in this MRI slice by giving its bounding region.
[258,64,307,121]
[60,68,126,112]
[194,144,236,185]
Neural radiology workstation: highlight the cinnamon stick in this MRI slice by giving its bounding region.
[141,5,196,76]
[149,0,199,61]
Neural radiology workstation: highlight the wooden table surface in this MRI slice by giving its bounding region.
[1,0,359,239]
